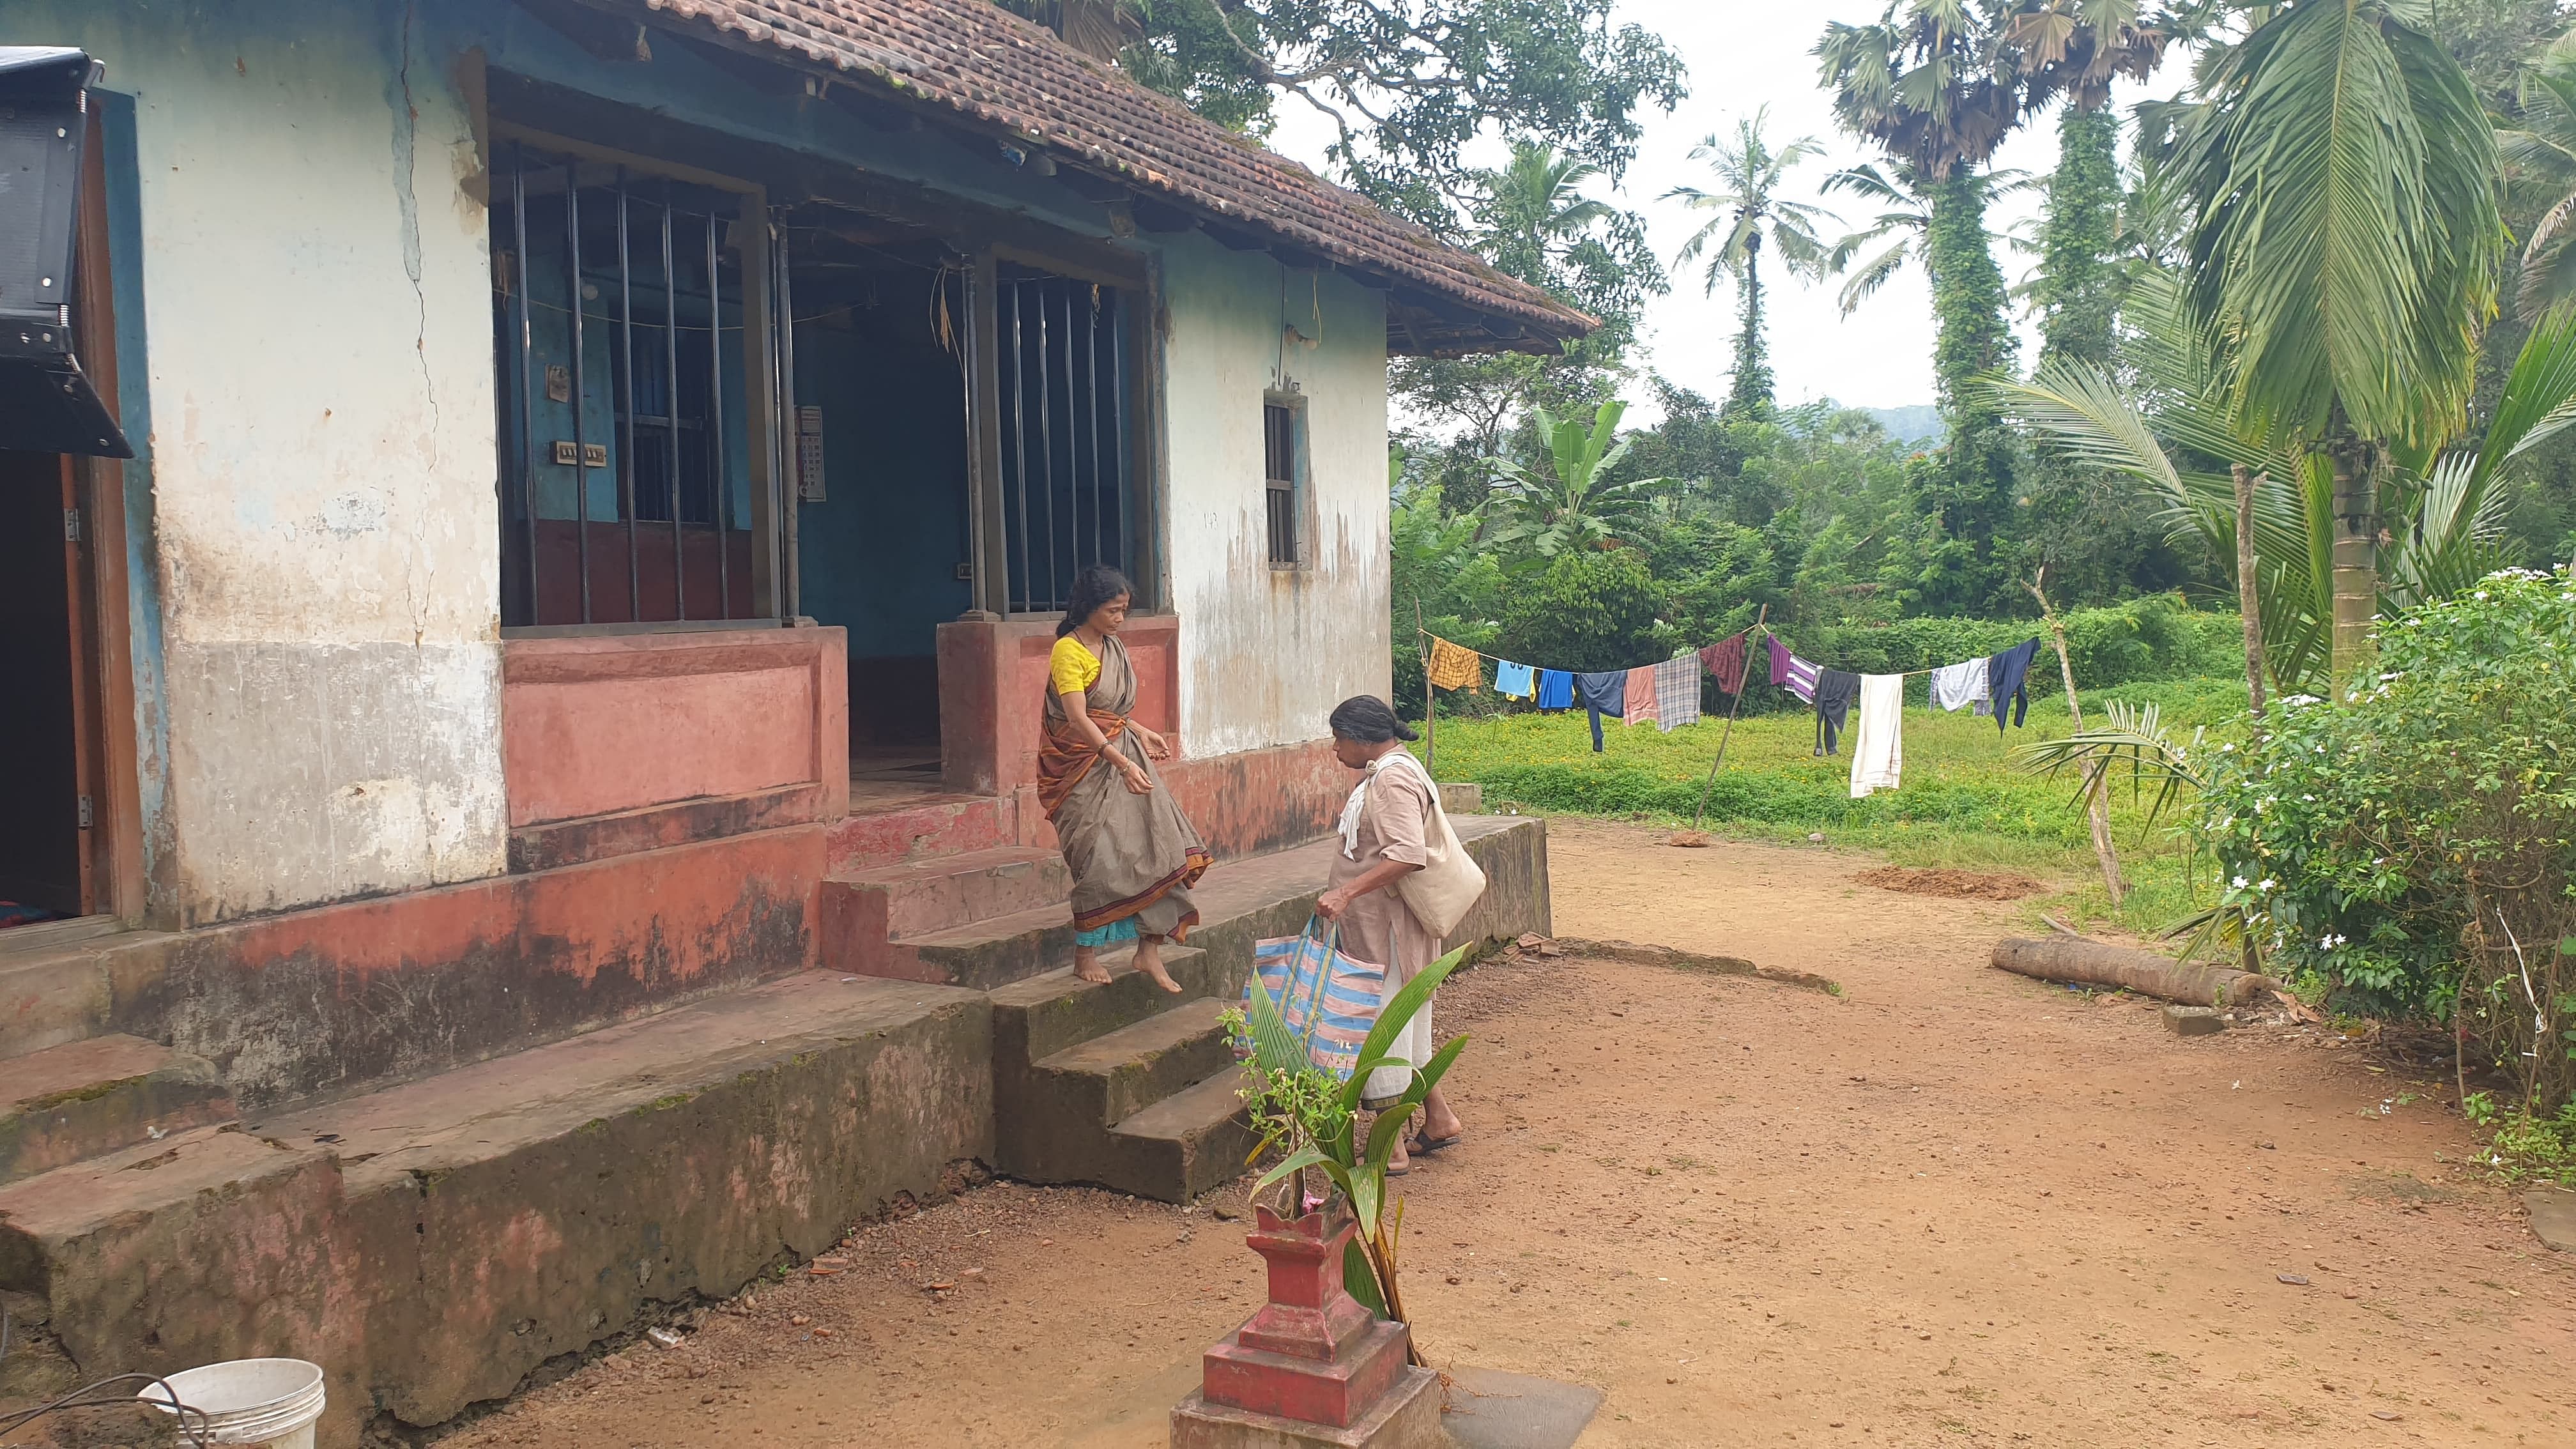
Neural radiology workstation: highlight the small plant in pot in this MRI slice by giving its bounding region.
[1221,947,1468,1364]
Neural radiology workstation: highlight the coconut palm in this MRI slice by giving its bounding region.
[1814,161,2039,316]
[2499,30,2576,321]
[1665,109,1836,420]
[2163,0,2506,691]
[1482,400,1662,562]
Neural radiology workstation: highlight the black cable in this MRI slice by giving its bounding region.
[0,1372,213,1447]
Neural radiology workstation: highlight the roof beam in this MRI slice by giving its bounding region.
[514,0,654,63]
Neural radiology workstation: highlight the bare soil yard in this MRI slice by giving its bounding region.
[434,820,2572,1448]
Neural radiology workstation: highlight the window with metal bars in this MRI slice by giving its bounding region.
[997,269,1132,613]
[488,140,770,627]
[1263,399,1301,567]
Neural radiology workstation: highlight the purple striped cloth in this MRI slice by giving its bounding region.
[1768,635,1820,704]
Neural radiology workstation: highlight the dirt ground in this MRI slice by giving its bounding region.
[433,820,2573,1448]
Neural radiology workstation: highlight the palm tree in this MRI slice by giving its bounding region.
[1469,142,1616,293]
[2499,30,2576,321]
[1665,109,1836,420]
[1816,161,2037,316]
[2164,0,2505,692]
[1482,400,1662,562]
[1991,272,2576,695]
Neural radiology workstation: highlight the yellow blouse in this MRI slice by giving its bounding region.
[1050,634,1103,697]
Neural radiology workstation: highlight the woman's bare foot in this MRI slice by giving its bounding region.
[1072,946,1113,986]
[1133,938,1184,993]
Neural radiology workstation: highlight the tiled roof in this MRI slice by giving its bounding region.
[625,0,1595,353]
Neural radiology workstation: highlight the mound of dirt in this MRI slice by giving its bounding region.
[1855,865,2046,901]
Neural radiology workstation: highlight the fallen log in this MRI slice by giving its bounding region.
[1991,937,2280,1008]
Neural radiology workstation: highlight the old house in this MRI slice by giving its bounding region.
[0,1,1570,1439]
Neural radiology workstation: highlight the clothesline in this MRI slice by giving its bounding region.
[1414,625,1949,680]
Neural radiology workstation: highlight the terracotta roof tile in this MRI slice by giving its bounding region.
[628,0,1593,349]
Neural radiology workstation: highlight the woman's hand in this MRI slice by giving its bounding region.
[1138,728,1172,762]
[1119,756,1156,794]
[1314,886,1353,921]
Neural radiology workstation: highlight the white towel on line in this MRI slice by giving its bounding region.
[1850,673,1905,798]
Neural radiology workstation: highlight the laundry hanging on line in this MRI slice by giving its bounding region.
[1574,671,1626,753]
[1535,668,1574,710]
[1928,657,1987,712]
[1425,635,1482,693]
[1698,632,1750,696]
[1986,638,2043,732]
[1492,659,1535,700]
[1812,668,1862,755]
[1768,635,1821,705]
[1651,652,1701,731]
[1849,673,1904,797]
[1621,663,1659,728]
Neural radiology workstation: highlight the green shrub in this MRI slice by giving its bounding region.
[1493,548,1668,674]
[2202,569,2576,1108]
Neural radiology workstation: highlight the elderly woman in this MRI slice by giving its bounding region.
[1314,695,1466,1173]
[1040,565,1211,992]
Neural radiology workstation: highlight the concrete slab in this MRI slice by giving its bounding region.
[0,1033,234,1183]
[1438,1366,1606,1449]
[0,972,991,1447]
[2526,1189,2576,1252]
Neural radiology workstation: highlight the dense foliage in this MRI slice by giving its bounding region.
[2203,573,2576,1121]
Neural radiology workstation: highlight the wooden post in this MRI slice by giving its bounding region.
[2027,569,2125,906]
[1692,604,1768,829]
[1415,598,1434,774]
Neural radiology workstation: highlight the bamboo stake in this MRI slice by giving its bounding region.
[1691,604,1769,830]
[2027,569,2125,906]
[1415,598,1434,774]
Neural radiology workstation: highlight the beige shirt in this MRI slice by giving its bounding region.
[1325,750,1444,979]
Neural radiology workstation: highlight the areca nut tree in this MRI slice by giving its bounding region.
[2164,0,2506,693]
[1482,399,1663,562]
[1665,107,1837,421]
[1469,142,1618,295]
[1814,2,2170,604]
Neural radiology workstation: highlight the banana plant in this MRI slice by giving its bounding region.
[1988,271,2576,694]
[1234,945,1469,1358]
[1482,400,1662,562]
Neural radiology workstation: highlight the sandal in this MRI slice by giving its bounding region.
[1409,1131,1464,1157]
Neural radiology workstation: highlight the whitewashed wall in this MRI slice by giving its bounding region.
[1158,237,1394,756]
[34,1,507,924]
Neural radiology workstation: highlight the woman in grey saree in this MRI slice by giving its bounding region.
[1038,567,1212,991]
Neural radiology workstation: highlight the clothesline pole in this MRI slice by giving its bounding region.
[1691,604,1768,830]
[1417,606,1436,774]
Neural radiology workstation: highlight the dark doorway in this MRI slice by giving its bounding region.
[0,450,87,919]
[788,233,973,758]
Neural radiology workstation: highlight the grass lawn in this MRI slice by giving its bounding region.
[1421,674,2253,942]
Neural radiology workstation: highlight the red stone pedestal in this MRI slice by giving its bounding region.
[1172,1202,1446,1448]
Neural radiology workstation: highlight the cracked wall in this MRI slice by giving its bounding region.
[26,0,509,924]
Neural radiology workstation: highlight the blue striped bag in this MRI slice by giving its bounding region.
[1244,921,1389,1081]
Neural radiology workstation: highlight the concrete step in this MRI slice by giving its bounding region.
[0,1034,236,1184]
[990,944,1223,1068]
[1031,997,1236,1132]
[883,901,1078,990]
[0,929,171,1061]
[822,847,1070,969]
[1105,1070,1262,1204]
[824,792,1018,874]
[0,971,992,1447]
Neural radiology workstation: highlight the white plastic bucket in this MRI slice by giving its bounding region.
[135,1358,326,1448]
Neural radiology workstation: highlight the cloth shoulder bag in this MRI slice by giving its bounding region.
[1376,753,1487,937]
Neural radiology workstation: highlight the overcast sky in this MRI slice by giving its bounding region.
[1270,1,2084,420]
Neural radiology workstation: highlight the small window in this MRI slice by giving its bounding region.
[1264,401,1300,566]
